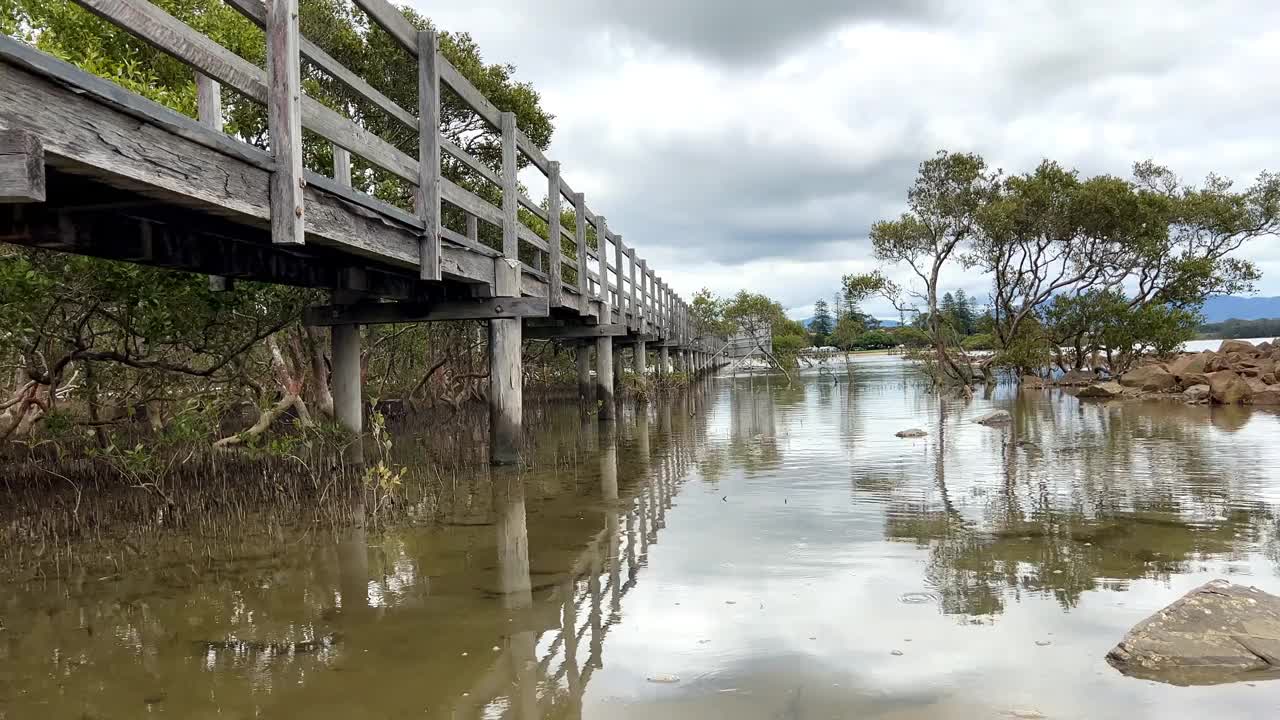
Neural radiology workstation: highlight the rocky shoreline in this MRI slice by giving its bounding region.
[1027,339,1280,406]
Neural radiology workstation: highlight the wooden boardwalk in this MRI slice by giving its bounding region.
[0,0,726,462]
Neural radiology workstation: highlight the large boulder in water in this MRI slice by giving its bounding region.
[1208,370,1253,405]
[1106,579,1280,685]
[1077,381,1125,398]
[972,409,1012,425]
[1119,365,1178,392]
[1218,339,1260,357]
[1182,384,1211,404]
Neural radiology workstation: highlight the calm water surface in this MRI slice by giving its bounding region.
[4,354,1280,718]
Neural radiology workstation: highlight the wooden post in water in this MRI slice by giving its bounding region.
[659,345,669,379]
[613,341,624,393]
[489,111,523,465]
[489,260,523,464]
[596,331,614,420]
[634,340,647,380]
[329,149,361,464]
[331,297,363,466]
[576,343,592,402]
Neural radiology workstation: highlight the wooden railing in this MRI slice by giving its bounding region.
[64,0,699,344]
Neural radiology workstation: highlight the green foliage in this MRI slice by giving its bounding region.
[890,326,932,349]
[849,329,896,350]
[809,299,833,345]
[960,333,995,352]
[830,314,867,349]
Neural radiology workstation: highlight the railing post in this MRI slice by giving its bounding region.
[614,233,624,320]
[416,29,441,280]
[547,161,563,308]
[196,71,233,292]
[266,0,304,245]
[595,216,608,309]
[333,146,352,185]
[501,112,519,260]
[637,259,648,331]
[628,249,638,329]
[574,193,589,313]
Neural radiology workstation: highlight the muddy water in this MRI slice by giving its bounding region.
[3,354,1280,719]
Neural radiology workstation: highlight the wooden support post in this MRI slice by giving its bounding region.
[266,0,305,245]
[416,29,442,280]
[634,339,647,379]
[547,161,563,308]
[596,330,614,420]
[574,192,589,313]
[576,343,592,403]
[500,112,518,259]
[331,293,363,465]
[613,340,624,391]
[489,258,522,465]
[659,345,669,378]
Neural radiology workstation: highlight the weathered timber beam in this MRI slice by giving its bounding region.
[304,297,548,326]
[0,196,417,298]
[0,129,44,202]
[523,324,629,340]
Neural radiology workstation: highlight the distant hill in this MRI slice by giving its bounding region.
[1201,296,1280,323]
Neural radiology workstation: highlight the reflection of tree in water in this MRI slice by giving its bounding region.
[876,391,1279,619]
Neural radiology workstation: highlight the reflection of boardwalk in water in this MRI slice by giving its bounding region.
[450,391,703,719]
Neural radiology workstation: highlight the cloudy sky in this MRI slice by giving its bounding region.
[411,0,1280,320]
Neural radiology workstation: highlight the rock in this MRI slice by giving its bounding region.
[1259,341,1274,353]
[1056,369,1096,386]
[1182,384,1211,403]
[1021,375,1046,389]
[895,428,927,438]
[1119,365,1178,392]
[1219,339,1260,357]
[1205,354,1233,372]
[646,674,681,684]
[1077,381,1125,398]
[890,649,904,656]
[1181,371,1211,388]
[1106,579,1280,685]
[1208,370,1253,405]
[1168,352,1213,379]
[1262,372,1278,386]
[1253,386,1280,405]
[972,409,1012,425]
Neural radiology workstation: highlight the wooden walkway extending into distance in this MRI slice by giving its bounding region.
[0,0,728,463]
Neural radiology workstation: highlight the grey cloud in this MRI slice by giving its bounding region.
[561,0,944,64]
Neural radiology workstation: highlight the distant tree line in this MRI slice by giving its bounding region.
[808,288,990,352]
[1197,317,1280,340]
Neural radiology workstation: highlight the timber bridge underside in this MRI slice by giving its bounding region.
[0,0,728,464]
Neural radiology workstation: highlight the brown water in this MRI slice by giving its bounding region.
[4,354,1280,719]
